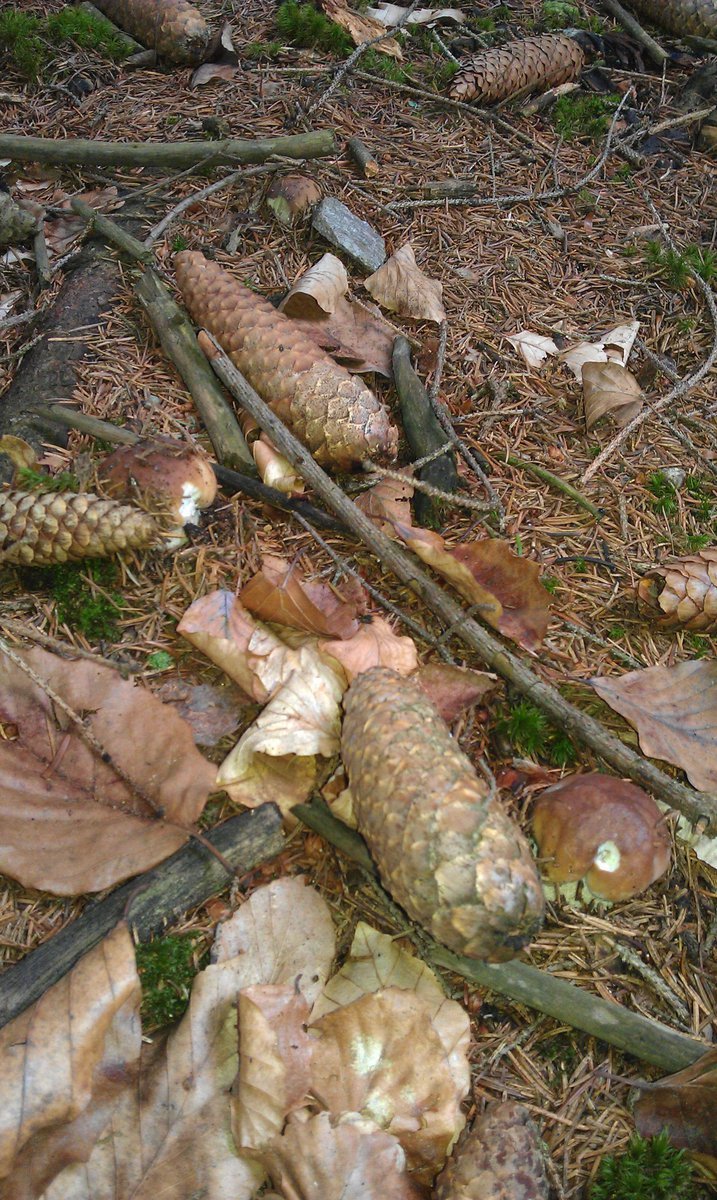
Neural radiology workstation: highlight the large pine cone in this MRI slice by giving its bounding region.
[636,550,717,632]
[175,252,398,470]
[0,490,159,565]
[449,34,585,105]
[92,0,211,64]
[435,1102,550,1200]
[341,668,544,961]
[628,0,717,39]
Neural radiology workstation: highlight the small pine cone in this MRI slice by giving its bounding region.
[435,1102,550,1200]
[628,0,717,39]
[636,549,717,632]
[0,490,160,566]
[175,252,398,471]
[449,34,585,105]
[341,668,544,961]
[92,0,211,63]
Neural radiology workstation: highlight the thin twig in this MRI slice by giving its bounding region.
[365,464,492,511]
[2,618,142,675]
[143,162,283,246]
[506,455,604,520]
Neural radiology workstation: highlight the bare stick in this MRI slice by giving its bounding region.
[70,196,152,262]
[346,136,379,178]
[144,163,280,246]
[200,335,717,830]
[600,0,668,66]
[506,455,604,519]
[33,224,52,287]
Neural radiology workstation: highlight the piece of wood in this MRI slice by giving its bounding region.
[70,196,153,262]
[201,335,717,832]
[293,798,706,1073]
[0,131,336,173]
[135,268,256,473]
[393,335,460,526]
[311,196,386,273]
[600,0,669,66]
[32,223,52,287]
[346,136,379,178]
[0,803,284,1029]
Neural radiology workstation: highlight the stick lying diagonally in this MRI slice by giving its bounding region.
[200,333,717,833]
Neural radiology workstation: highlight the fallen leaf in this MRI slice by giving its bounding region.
[153,678,248,745]
[355,472,414,534]
[260,1112,426,1199]
[322,0,403,56]
[240,555,360,640]
[582,360,644,430]
[233,985,313,1150]
[43,187,118,257]
[252,432,306,493]
[282,253,349,318]
[505,330,559,369]
[177,590,294,703]
[414,662,497,723]
[318,616,419,682]
[367,2,465,24]
[0,434,37,472]
[0,288,23,321]
[190,61,240,84]
[591,660,717,792]
[559,320,640,380]
[0,924,140,1197]
[365,243,446,324]
[634,1048,717,1176]
[0,647,217,894]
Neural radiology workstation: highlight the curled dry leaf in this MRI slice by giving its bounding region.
[308,987,468,1182]
[582,360,644,430]
[0,924,140,1198]
[260,1112,426,1200]
[0,646,217,894]
[634,1048,717,1177]
[365,243,447,324]
[240,554,360,640]
[318,615,419,683]
[282,253,349,318]
[435,1101,550,1200]
[322,0,403,56]
[240,413,305,494]
[266,174,322,226]
[591,660,717,793]
[414,662,497,723]
[367,3,465,25]
[505,330,558,369]
[558,320,640,380]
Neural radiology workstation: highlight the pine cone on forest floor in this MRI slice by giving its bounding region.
[92,0,211,63]
[0,490,160,566]
[435,1102,550,1200]
[629,0,717,40]
[637,550,717,632]
[449,33,585,105]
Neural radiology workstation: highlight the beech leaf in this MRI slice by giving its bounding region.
[355,472,414,534]
[505,330,558,369]
[559,320,640,380]
[318,616,419,682]
[591,660,717,792]
[367,3,465,25]
[0,647,217,894]
[240,555,360,640]
[414,662,497,723]
[281,253,349,318]
[634,1048,717,1176]
[365,243,446,324]
[582,360,644,430]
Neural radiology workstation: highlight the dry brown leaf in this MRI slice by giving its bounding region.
[266,175,322,226]
[232,985,313,1151]
[43,187,118,257]
[260,1112,427,1199]
[281,253,349,318]
[0,647,217,894]
[365,243,446,323]
[398,531,550,651]
[190,61,239,84]
[591,661,717,793]
[367,2,465,25]
[504,330,558,369]
[177,589,293,703]
[0,434,37,472]
[414,662,497,723]
[240,555,360,640]
[355,472,414,534]
[322,0,403,55]
[308,987,468,1181]
[153,678,248,745]
[0,924,140,1198]
[559,320,640,380]
[582,360,644,430]
[318,616,419,683]
[634,1049,717,1176]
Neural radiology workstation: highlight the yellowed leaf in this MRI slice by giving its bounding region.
[0,434,37,471]
[365,243,446,323]
[177,590,293,703]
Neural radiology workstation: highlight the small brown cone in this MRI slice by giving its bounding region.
[449,33,585,105]
[175,252,398,470]
[0,490,159,566]
[435,1102,550,1200]
[341,667,544,961]
[92,0,211,63]
[629,0,717,39]
[637,549,717,632]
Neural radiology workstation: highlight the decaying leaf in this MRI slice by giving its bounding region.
[282,253,349,318]
[260,1112,426,1199]
[0,434,37,473]
[591,661,717,793]
[415,662,497,723]
[266,174,322,226]
[634,1048,717,1177]
[355,472,414,534]
[558,320,640,380]
[0,289,23,321]
[582,360,644,430]
[318,615,419,682]
[251,431,305,494]
[0,647,217,894]
[0,924,140,1198]
[322,0,403,56]
[240,555,360,640]
[154,678,248,745]
[505,330,558,369]
[435,1101,550,1199]
[43,187,119,257]
[367,3,465,25]
[365,243,447,324]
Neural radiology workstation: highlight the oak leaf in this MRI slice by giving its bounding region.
[591,661,717,793]
[240,555,360,640]
[0,647,217,894]
[365,243,446,324]
[582,360,643,430]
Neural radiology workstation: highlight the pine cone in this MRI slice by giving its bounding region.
[435,1102,550,1200]
[636,549,717,632]
[92,0,211,63]
[0,490,159,566]
[449,34,585,105]
[341,668,544,961]
[175,252,398,470]
[628,0,717,39]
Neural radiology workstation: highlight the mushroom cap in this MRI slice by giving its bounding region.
[98,437,217,526]
[531,773,671,901]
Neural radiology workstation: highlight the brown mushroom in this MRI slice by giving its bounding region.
[531,773,671,901]
[98,437,217,534]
